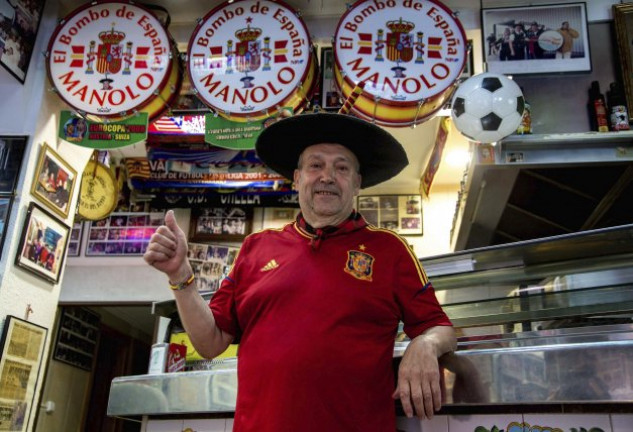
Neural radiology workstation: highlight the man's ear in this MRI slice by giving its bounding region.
[354,173,362,194]
[293,169,300,190]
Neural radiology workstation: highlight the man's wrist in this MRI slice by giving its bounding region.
[169,273,195,291]
[167,265,194,290]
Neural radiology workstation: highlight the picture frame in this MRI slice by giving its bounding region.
[0,136,28,194]
[15,202,70,284]
[482,2,591,75]
[0,195,14,259]
[0,315,48,432]
[85,212,163,257]
[320,47,342,111]
[613,3,633,121]
[189,207,253,242]
[30,143,77,219]
[357,194,423,236]
[187,242,241,294]
[66,221,84,257]
[0,0,46,83]
[52,307,100,371]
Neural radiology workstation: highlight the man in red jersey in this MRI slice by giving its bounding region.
[144,113,456,431]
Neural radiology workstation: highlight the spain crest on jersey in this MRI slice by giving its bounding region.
[344,250,375,282]
[96,26,125,75]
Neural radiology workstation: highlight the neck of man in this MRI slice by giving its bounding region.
[301,209,351,229]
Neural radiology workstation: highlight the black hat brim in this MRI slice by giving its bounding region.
[255,113,408,188]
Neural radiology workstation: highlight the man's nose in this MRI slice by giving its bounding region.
[319,166,335,183]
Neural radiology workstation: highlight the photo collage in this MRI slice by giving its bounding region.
[85,212,164,256]
[187,242,240,293]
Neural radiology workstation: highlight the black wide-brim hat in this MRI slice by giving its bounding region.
[255,113,408,189]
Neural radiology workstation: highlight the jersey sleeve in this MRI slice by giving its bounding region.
[392,239,452,339]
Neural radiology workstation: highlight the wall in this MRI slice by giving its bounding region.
[0,1,94,431]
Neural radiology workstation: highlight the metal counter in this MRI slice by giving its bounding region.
[107,324,633,417]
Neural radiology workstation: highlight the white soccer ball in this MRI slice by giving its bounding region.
[451,73,525,143]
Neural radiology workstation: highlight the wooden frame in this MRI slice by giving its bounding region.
[0,0,46,83]
[189,207,253,242]
[0,195,13,259]
[482,2,591,75]
[52,307,100,371]
[15,202,70,284]
[31,143,77,219]
[0,315,48,432]
[0,136,28,194]
[320,47,342,111]
[357,194,423,236]
[614,3,633,122]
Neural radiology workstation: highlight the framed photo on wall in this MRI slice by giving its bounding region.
[357,194,423,236]
[482,2,591,75]
[66,221,83,257]
[190,207,253,242]
[320,47,342,110]
[15,202,70,284]
[0,315,48,432]
[30,143,77,219]
[0,0,47,83]
[0,195,14,259]
[0,136,28,194]
[85,212,164,256]
[188,242,241,293]
[52,307,100,371]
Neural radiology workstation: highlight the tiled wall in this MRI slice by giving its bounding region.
[145,413,633,431]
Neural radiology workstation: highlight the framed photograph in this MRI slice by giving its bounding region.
[0,0,46,83]
[320,47,342,111]
[85,212,163,257]
[482,2,591,75]
[614,3,633,121]
[30,143,77,219]
[459,39,474,80]
[52,307,100,371]
[187,242,241,293]
[66,221,83,257]
[190,207,253,242]
[0,195,13,259]
[0,315,47,432]
[357,194,423,236]
[15,202,70,284]
[0,136,28,194]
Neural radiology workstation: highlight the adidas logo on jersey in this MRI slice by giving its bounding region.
[260,259,279,272]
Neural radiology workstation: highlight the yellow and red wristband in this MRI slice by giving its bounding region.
[169,274,195,291]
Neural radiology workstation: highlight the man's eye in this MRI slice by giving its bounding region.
[337,165,350,172]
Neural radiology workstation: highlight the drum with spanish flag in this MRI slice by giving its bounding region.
[187,0,318,122]
[333,0,467,127]
[46,1,182,122]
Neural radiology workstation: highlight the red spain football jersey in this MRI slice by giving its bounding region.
[210,213,452,431]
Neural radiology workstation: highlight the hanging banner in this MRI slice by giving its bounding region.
[46,2,176,120]
[187,0,317,121]
[204,108,292,150]
[126,156,286,189]
[149,115,206,135]
[150,191,298,209]
[333,0,467,126]
[421,117,450,197]
[58,111,148,149]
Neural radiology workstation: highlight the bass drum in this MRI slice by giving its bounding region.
[332,0,467,127]
[186,0,317,122]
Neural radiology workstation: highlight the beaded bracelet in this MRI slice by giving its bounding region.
[169,274,195,291]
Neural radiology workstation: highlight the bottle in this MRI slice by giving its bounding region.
[607,82,630,131]
[588,81,609,132]
[516,87,532,135]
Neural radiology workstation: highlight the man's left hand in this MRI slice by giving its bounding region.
[392,326,456,419]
